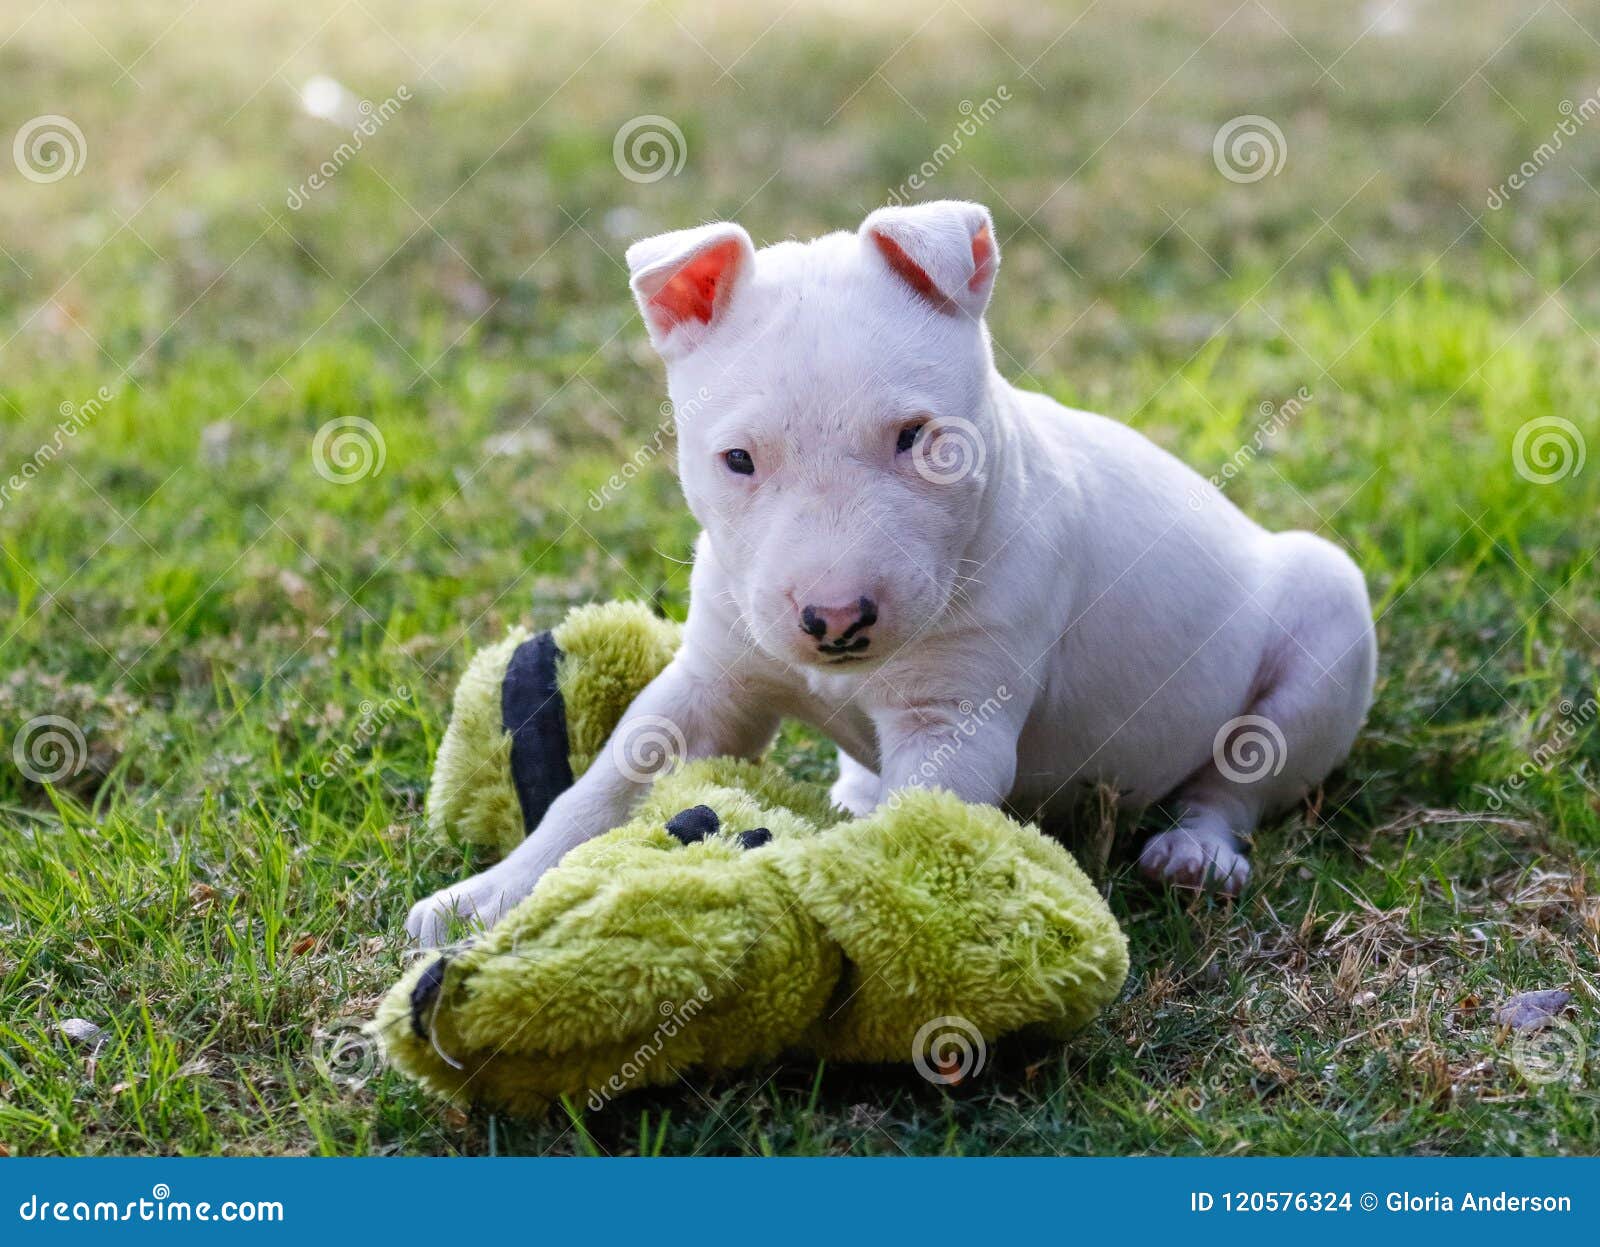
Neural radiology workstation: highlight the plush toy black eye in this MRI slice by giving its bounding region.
[724,448,755,475]
[665,804,720,844]
[895,422,926,454]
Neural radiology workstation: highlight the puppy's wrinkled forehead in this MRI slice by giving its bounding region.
[626,201,1000,425]
[712,236,984,428]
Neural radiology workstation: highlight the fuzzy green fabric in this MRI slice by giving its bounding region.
[423,626,532,857]
[423,602,679,856]
[551,601,681,776]
[784,788,1130,1058]
[383,604,1128,1116]
[379,761,848,1116]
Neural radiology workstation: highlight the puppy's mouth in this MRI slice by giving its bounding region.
[793,645,884,674]
[819,641,890,669]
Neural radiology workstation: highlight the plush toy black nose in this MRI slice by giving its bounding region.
[665,804,720,844]
[736,827,772,850]
[800,597,877,653]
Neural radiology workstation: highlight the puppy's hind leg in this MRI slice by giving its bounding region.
[1142,531,1376,896]
[1139,769,1260,896]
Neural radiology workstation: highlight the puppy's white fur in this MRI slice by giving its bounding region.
[408,201,1376,945]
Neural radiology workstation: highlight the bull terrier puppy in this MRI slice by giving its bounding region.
[408,200,1376,946]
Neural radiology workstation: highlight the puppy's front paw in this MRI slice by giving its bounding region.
[1139,827,1250,896]
[829,768,880,817]
[405,870,521,947]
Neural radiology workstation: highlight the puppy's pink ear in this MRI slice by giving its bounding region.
[626,222,755,356]
[859,200,999,319]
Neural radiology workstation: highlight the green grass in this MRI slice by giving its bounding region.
[1,0,1597,1155]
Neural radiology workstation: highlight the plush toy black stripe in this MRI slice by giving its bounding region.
[500,630,574,834]
[408,955,449,1039]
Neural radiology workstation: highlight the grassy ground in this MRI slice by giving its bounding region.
[1,0,1597,1155]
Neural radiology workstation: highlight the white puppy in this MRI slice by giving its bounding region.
[408,200,1376,946]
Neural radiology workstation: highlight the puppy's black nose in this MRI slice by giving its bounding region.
[799,597,877,650]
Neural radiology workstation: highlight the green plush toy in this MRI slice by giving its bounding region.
[377,602,1128,1116]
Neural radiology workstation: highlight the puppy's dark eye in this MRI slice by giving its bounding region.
[895,422,927,454]
[723,448,755,476]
